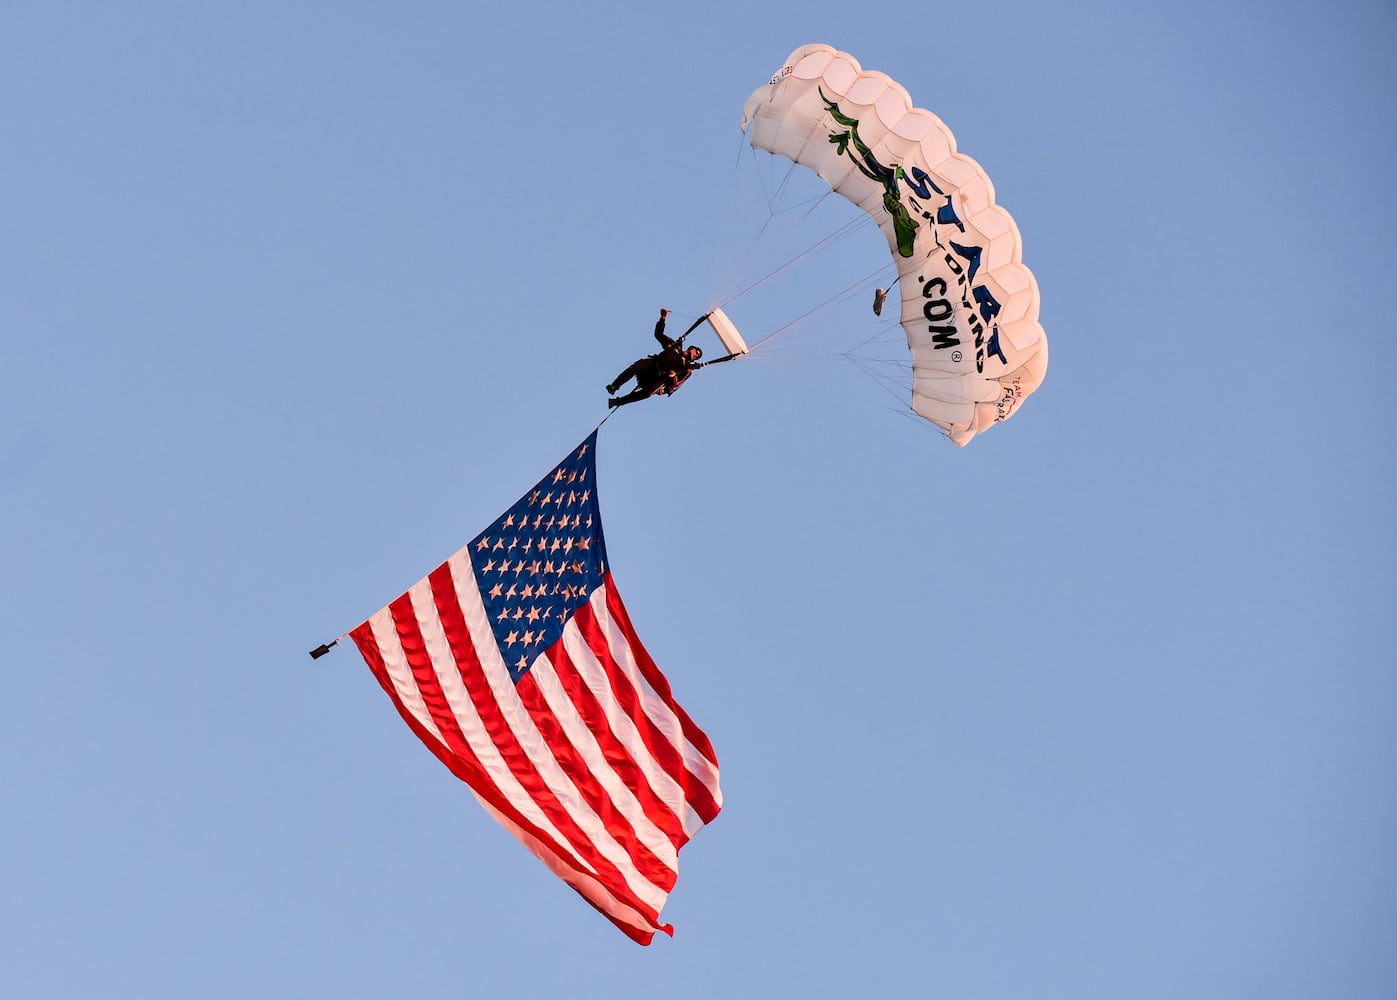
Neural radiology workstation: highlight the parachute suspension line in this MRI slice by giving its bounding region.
[842,352,914,409]
[749,186,841,248]
[846,304,902,355]
[742,149,796,221]
[724,150,878,298]
[844,357,963,440]
[762,156,803,215]
[710,151,859,312]
[719,214,876,312]
[838,353,939,431]
[746,262,891,352]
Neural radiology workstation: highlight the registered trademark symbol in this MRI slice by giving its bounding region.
[952,350,963,363]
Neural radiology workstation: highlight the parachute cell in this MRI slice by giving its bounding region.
[741,44,1048,446]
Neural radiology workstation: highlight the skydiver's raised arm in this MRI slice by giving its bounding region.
[653,307,672,348]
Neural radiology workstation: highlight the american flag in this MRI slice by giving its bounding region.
[347,431,722,944]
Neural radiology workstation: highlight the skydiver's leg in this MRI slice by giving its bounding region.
[607,377,663,408]
[608,388,648,408]
[607,358,649,394]
[607,357,663,395]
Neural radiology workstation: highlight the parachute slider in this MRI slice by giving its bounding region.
[676,308,749,366]
[703,308,749,357]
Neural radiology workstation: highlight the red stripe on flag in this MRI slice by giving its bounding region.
[515,668,678,890]
[571,584,722,830]
[419,563,671,918]
[348,618,566,859]
[477,795,675,946]
[604,580,721,774]
[523,627,687,861]
[353,619,671,943]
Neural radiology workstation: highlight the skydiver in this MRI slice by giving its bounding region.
[605,308,704,408]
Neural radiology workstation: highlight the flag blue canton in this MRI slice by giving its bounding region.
[467,432,608,683]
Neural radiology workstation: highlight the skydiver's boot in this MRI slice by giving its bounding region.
[605,382,618,394]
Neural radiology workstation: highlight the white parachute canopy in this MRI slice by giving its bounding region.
[741,44,1048,446]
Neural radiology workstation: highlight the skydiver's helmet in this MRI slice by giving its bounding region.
[686,346,703,362]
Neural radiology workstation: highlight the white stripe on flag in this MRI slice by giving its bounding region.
[368,589,593,879]
[558,591,708,838]
[445,551,669,913]
[595,595,723,827]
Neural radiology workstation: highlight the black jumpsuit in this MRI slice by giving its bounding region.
[607,316,694,407]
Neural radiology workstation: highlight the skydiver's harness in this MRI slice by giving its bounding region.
[623,312,745,399]
[643,314,744,396]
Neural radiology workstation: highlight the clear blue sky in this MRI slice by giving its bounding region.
[4,2,1394,997]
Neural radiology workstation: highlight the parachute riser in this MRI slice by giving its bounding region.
[676,314,708,345]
